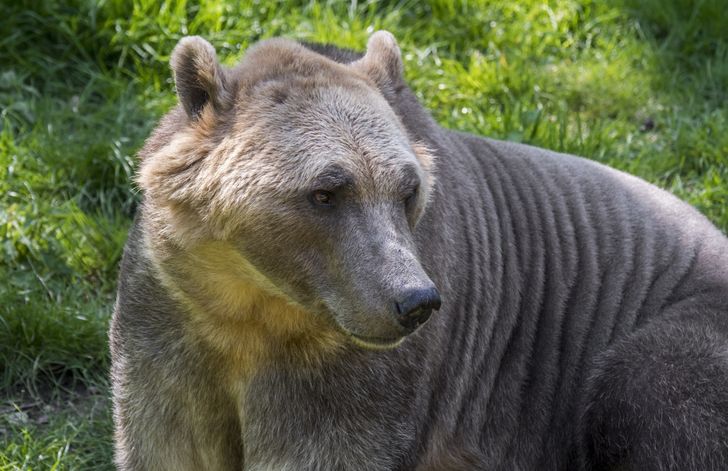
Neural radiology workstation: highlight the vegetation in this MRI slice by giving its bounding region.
[1,0,725,468]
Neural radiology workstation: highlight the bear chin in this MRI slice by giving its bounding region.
[346,332,407,350]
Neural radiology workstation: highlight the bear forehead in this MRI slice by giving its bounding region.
[242,83,411,157]
[229,38,402,136]
[232,38,370,92]
[220,47,419,186]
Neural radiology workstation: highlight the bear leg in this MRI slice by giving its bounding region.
[578,312,728,471]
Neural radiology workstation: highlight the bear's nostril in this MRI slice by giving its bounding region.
[395,287,441,331]
[399,307,433,331]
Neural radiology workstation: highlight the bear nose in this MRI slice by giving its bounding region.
[395,287,441,331]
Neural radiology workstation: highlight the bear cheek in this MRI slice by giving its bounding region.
[235,217,327,304]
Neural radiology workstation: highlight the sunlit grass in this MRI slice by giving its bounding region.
[1,0,726,467]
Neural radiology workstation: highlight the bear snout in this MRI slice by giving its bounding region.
[394,286,441,332]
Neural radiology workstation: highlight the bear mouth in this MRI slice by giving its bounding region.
[346,332,406,350]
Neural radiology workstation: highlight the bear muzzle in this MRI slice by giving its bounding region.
[394,286,441,332]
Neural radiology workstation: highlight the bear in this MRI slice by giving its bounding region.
[110,31,728,470]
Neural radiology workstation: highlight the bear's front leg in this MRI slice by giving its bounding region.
[578,311,728,471]
[112,353,243,471]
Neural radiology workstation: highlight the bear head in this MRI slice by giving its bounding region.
[137,31,439,352]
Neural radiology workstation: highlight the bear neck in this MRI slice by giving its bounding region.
[143,223,347,376]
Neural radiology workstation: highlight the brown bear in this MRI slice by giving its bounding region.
[110,31,728,470]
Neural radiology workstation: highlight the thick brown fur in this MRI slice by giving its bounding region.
[111,32,728,470]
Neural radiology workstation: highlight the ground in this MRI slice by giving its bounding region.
[1,0,726,468]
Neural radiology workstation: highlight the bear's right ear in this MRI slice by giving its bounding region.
[171,36,231,120]
[352,31,405,94]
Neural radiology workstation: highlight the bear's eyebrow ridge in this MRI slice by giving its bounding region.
[310,166,355,190]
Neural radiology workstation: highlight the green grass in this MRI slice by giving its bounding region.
[1,0,726,467]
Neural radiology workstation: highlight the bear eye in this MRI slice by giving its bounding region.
[310,190,335,207]
[404,185,419,207]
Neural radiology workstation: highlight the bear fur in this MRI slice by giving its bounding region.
[110,31,728,470]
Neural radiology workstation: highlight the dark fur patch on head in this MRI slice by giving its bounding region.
[270,88,289,105]
[299,42,363,64]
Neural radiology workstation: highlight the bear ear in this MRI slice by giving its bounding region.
[170,36,231,120]
[352,30,405,92]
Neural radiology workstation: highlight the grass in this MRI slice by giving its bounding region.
[1,0,726,468]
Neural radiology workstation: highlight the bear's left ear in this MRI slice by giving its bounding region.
[352,30,405,93]
[171,36,231,120]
